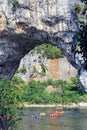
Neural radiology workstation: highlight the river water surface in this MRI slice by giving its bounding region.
[18,107,87,130]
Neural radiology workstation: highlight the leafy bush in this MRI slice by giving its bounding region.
[34,44,64,59]
[39,66,46,76]
[0,76,25,130]
[73,3,82,14]
[82,4,87,14]
[18,65,27,74]
[33,65,46,76]
[12,0,18,6]
[24,77,85,104]
[12,0,19,12]
[0,75,86,130]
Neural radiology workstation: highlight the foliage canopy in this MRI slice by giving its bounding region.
[0,77,25,130]
[33,44,64,59]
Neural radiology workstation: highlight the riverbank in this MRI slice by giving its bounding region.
[23,102,87,109]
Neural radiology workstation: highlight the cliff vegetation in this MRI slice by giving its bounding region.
[32,44,64,59]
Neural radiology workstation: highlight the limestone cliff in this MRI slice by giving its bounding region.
[0,0,87,91]
[16,51,77,82]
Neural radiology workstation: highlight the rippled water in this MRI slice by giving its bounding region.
[18,107,87,130]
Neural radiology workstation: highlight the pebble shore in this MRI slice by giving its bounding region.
[23,102,87,108]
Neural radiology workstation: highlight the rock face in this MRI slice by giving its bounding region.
[0,0,87,92]
[17,51,77,82]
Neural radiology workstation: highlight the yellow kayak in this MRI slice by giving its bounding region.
[40,112,46,116]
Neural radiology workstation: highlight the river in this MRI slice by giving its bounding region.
[18,107,87,130]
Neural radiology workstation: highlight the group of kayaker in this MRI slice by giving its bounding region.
[50,111,64,118]
[31,111,64,119]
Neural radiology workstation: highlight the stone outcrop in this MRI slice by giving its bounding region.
[17,51,77,82]
[0,0,87,92]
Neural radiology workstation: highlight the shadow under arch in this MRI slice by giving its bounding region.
[0,26,77,79]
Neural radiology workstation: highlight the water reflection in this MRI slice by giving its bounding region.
[18,108,87,130]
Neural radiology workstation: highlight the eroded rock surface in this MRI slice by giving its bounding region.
[0,0,87,91]
[17,52,77,82]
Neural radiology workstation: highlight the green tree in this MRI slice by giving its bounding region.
[17,65,27,74]
[35,44,64,59]
[0,77,25,130]
[73,3,81,14]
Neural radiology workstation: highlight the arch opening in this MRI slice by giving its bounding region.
[0,0,87,92]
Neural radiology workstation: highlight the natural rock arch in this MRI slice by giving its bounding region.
[0,0,87,92]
